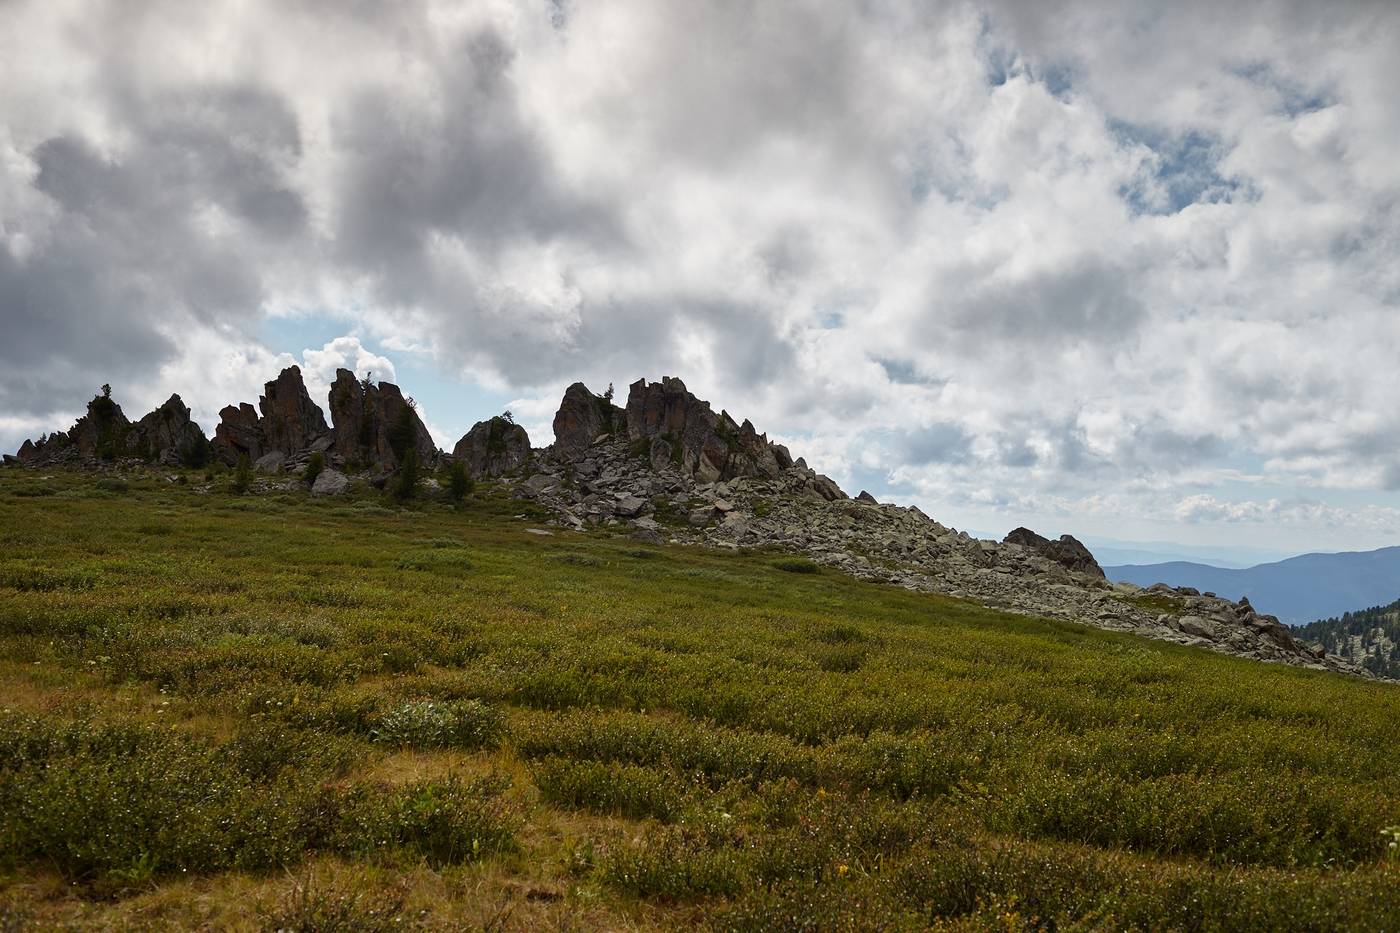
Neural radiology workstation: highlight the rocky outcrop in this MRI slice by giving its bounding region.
[453,416,531,478]
[213,367,330,467]
[327,369,436,470]
[129,394,208,466]
[213,403,265,466]
[1003,527,1105,579]
[71,394,133,459]
[259,366,329,457]
[552,383,626,458]
[623,376,801,484]
[13,389,208,466]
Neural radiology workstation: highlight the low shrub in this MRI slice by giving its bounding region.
[369,699,504,750]
[772,558,821,574]
[303,452,325,486]
[534,756,691,822]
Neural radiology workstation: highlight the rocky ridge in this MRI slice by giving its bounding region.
[5,371,1370,678]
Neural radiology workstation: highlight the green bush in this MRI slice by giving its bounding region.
[263,876,408,933]
[334,776,517,868]
[448,460,473,502]
[10,484,56,498]
[392,449,419,501]
[534,756,691,822]
[303,452,325,486]
[772,558,821,574]
[369,699,504,750]
[232,454,253,494]
[96,477,129,493]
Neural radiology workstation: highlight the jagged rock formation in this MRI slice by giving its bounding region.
[260,366,330,457]
[129,394,209,466]
[213,403,265,465]
[624,376,797,483]
[12,390,207,467]
[1003,527,1105,579]
[214,366,332,467]
[452,416,531,478]
[327,369,436,470]
[550,377,817,489]
[552,383,625,458]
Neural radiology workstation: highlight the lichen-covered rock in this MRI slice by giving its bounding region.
[259,366,329,457]
[254,451,286,474]
[1003,527,1106,579]
[552,382,625,458]
[327,369,436,470]
[311,468,349,496]
[452,416,531,478]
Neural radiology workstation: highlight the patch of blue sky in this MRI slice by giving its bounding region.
[260,313,517,449]
[1232,61,1334,117]
[1111,120,1248,216]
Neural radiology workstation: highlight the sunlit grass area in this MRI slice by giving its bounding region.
[2,467,1398,930]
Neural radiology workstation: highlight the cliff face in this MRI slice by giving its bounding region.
[259,366,329,457]
[548,376,801,486]
[213,366,331,467]
[452,416,531,478]
[327,369,436,470]
[623,376,794,483]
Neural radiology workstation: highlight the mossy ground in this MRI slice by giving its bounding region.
[1,468,1398,930]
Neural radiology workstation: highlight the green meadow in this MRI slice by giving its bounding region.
[1,467,1398,930]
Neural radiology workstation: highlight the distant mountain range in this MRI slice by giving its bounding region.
[1105,546,1400,624]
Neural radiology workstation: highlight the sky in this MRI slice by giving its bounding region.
[2,0,1399,558]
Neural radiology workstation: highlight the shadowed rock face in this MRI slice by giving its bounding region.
[130,394,207,465]
[214,403,263,465]
[14,390,208,466]
[327,369,436,470]
[259,366,328,457]
[453,416,531,478]
[552,382,626,458]
[214,367,328,466]
[72,394,132,459]
[623,376,789,483]
[1003,527,1105,579]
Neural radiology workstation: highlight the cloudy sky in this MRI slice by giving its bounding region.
[3,0,1399,557]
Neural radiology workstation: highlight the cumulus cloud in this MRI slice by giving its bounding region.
[2,0,1399,549]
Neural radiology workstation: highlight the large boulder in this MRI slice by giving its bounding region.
[1003,527,1106,579]
[311,468,349,496]
[259,366,329,456]
[552,382,625,458]
[129,394,208,466]
[623,376,786,482]
[452,416,531,478]
[213,403,264,466]
[327,369,436,470]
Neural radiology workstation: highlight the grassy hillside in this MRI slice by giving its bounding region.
[2,468,1399,931]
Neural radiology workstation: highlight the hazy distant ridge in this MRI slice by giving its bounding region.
[1106,546,1400,624]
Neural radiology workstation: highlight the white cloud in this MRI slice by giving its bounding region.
[2,0,1399,551]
